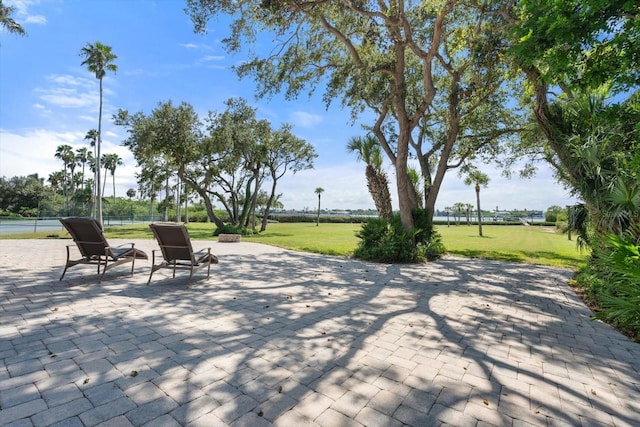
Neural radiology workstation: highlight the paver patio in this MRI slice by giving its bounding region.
[0,238,638,426]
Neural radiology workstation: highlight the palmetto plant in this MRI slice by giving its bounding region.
[547,91,638,241]
[549,90,640,335]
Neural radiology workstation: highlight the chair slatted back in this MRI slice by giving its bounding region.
[149,223,195,263]
[60,217,110,258]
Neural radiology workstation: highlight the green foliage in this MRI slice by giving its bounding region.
[354,209,445,263]
[0,1,27,36]
[116,97,316,230]
[545,205,567,223]
[510,0,639,94]
[186,1,523,233]
[0,174,47,215]
[213,223,256,236]
[575,232,640,338]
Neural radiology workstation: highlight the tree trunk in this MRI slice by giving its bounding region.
[249,172,261,229]
[261,178,278,232]
[163,175,169,222]
[239,177,254,228]
[394,133,415,232]
[149,195,155,221]
[425,78,461,223]
[176,180,182,222]
[102,169,108,201]
[366,165,393,221]
[96,78,103,227]
[180,174,225,228]
[184,186,189,223]
[476,183,483,237]
[377,172,393,220]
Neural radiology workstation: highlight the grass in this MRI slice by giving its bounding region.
[436,224,587,269]
[1,221,587,269]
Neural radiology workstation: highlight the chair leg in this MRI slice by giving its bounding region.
[206,249,211,279]
[60,246,71,280]
[99,257,108,283]
[147,251,157,285]
[130,256,135,276]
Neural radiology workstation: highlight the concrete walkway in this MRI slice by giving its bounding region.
[0,239,638,427]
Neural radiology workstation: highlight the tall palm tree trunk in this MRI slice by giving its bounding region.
[96,78,103,226]
[475,184,483,237]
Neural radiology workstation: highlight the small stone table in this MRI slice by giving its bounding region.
[218,234,241,243]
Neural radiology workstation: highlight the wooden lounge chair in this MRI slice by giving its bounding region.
[59,217,148,282]
[147,222,218,284]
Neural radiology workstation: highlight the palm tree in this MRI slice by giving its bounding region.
[101,153,123,201]
[464,171,489,237]
[80,42,117,227]
[0,1,26,37]
[75,147,92,190]
[444,206,453,227]
[465,203,474,225]
[453,202,466,226]
[48,170,64,197]
[315,187,324,226]
[84,129,99,214]
[54,144,75,213]
[347,135,393,220]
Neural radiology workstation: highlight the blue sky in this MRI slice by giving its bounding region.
[0,0,577,213]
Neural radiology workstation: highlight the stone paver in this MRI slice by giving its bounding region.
[1,238,639,426]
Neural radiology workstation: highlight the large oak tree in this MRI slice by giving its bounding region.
[186,0,521,234]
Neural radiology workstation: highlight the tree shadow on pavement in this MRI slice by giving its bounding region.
[0,241,638,426]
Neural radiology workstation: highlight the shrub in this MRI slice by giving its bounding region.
[592,234,640,335]
[574,232,640,340]
[353,208,445,263]
[212,223,257,236]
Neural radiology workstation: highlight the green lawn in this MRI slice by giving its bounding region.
[435,224,587,269]
[1,221,587,269]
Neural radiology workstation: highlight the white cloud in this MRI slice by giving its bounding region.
[201,55,225,62]
[289,111,323,128]
[24,14,46,25]
[47,74,92,88]
[276,162,376,211]
[6,0,46,25]
[0,129,84,179]
[0,128,140,199]
[35,88,97,109]
[33,74,100,110]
